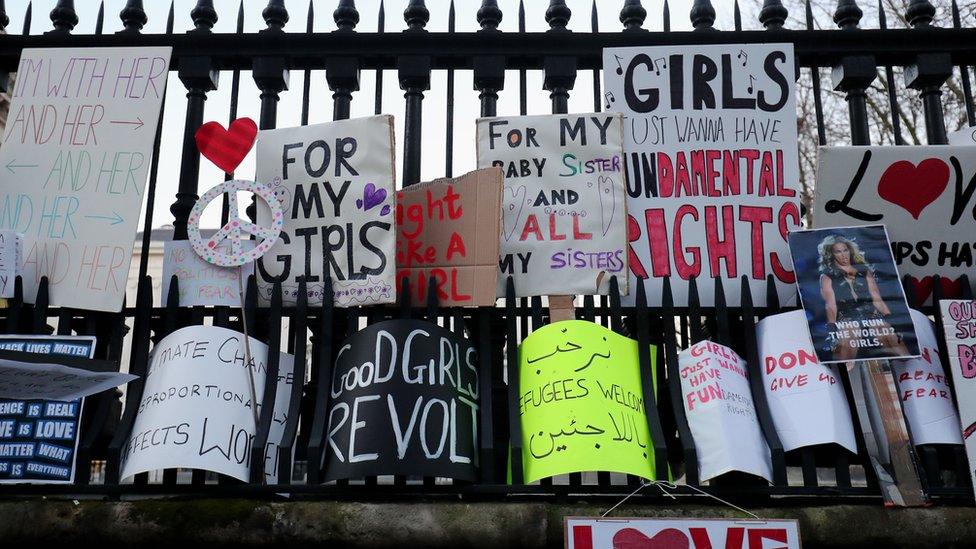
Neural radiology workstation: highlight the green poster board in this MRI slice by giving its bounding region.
[518,320,658,483]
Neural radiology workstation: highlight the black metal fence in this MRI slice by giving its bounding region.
[0,0,974,504]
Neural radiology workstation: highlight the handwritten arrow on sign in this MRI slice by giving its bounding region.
[110,117,144,130]
[84,212,124,226]
[5,160,38,174]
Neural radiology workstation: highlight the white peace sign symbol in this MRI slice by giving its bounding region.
[187,179,285,267]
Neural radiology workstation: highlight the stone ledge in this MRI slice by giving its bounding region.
[0,499,974,547]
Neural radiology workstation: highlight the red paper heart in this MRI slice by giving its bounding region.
[612,528,689,549]
[877,158,949,220]
[195,118,258,174]
[909,275,965,304]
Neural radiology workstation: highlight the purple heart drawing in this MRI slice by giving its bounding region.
[356,182,388,212]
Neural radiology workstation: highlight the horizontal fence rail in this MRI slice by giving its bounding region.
[0,0,974,505]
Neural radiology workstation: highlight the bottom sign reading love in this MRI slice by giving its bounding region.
[565,517,801,549]
[324,319,479,481]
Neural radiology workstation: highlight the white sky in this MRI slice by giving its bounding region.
[4,0,745,229]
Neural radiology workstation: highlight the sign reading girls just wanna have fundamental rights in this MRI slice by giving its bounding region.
[0,47,171,312]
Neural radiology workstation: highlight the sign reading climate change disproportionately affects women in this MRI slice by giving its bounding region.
[939,300,976,491]
[325,319,480,481]
[475,113,628,297]
[678,341,771,482]
[892,309,962,446]
[120,326,295,483]
[519,320,656,482]
[757,310,857,452]
[0,47,172,312]
[256,116,396,307]
[0,336,95,484]
[603,43,800,307]
[815,146,976,303]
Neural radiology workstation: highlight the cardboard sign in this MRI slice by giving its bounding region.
[814,146,976,302]
[161,240,255,307]
[789,225,919,364]
[948,125,976,146]
[255,116,397,307]
[892,309,962,446]
[678,341,771,482]
[519,320,656,482]
[475,113,628,297]
[757,310,857,452]
[603,43,800,307]
[324,319,479,481]
[0,231,22,298]
[939,299,976,491]
[395,167,503,306]
[119,326,294,483]
[0,47,172,312]
[0,336,95,484]
[565,517,801,549]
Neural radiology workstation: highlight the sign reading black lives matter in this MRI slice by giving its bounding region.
[325,319,479,481]
[788,225,919,364]
[255,115,397,307]
[603,44,800,307]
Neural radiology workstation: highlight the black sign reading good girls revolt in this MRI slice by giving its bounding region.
[324,319,480,482]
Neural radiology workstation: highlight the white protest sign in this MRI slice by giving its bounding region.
[475,113,628,297]
[565,517,801,549]
[603,43,800,307]
[757,310,857,452]
[161,240,255,307]
[0,356,134,402]
[119,325,294,483]
[255,116,397,307]
[939,299,976,491]
[814,146,976,303]
[678,340,772,483]
[948,125,976,146]
[892,309,962,446]
[0,231,22,298]
[0,47,171,312]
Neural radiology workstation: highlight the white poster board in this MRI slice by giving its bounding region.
[756,310,857,452]
[815,146,976,302]
[948,125,976,146]
[0,231,22,298]
[0,47,172,312]
[161,240,255,307]
[939,299,976,491]
[475,113,628,297]
[892,309,962,446]
[603,43,800,307]
[565,517,801,549]
[0,356,134,402]
[119,325,295,482]
[678,340,772,482]
[255,116,397,307]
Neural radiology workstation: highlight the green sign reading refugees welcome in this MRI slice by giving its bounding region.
[518,320,657,482]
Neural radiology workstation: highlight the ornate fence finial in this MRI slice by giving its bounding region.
[334,0,359,31]
[477,0,502,31]
[263,0,288,31]
[690,0,716,30]
[49,0,78,33]
[546,0,571,31]
[119,0,147,33]
[906,0,935,27]
[759,0,788,29]
[833,0,862,29]
[620,0,646,30]
[404,0,429,31]
[190,0,217,32]
[1,0,10,31]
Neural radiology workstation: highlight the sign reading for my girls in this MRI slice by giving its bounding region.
[255,115,397,307]
[476,113,628,297]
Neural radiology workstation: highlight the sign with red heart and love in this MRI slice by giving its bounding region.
[814,146,976,303]
[195,118,258,174]
[565,517,801,549]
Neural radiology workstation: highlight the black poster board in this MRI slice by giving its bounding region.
[324,319,480,481]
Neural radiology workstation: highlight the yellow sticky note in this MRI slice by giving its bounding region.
[518,320,657,483]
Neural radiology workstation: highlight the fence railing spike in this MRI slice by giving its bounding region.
[263,0,288,31]
[191,0,217,32]
[477,0,502,30]
[620,0,647,31]
[834,0,863,29]
[49,0,77,34]
[404,0,429,31]
[95,1,104,35]
[760,0,788,29]
[335,0,359,31]
[907,0,936,28]
[690,0,715,30]
[119,0,146,33]
[546,0,571,31]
